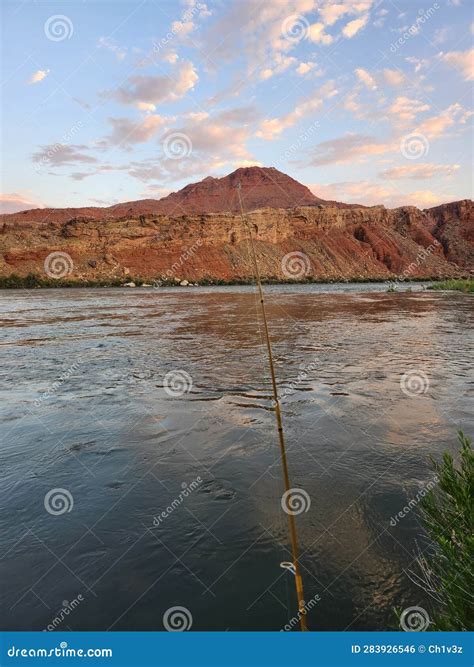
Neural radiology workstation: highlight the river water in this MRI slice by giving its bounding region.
[0,284,472,631]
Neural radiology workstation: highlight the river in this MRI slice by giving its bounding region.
[0,283,472,630]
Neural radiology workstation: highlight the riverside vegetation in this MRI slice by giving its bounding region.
[0,273,463,290]
[427,278,474,293]
[409,432,473,631]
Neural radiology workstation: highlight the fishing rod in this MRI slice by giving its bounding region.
[236,183,308,632]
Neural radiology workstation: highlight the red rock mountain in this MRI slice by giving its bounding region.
[1,167,472,282]
[0,167,352,225]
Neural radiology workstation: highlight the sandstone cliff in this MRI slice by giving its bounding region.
[0,167,472,283]
[1,202,471,283]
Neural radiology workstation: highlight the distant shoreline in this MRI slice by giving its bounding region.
[0,274,470,290]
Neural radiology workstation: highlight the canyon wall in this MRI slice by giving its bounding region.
[1,201,472,282]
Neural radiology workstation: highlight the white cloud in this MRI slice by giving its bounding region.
[110,61,198,106]
[388,97,430,122]
[310,180,448,208]
[0,192,45,213]
[32,144,98,166]
[440,48,474,81]
[379,163,461,180]
[383,68,405,87]
[415,103,473,139]
[296,61,316,75]
[433,27,449,45]
[307,22,334,44]
[170,0,211,41]
[258,54,297,80]
[405,57,429,73]
[319,3,350,26]
[355,67,377,90]
[163,51,179,64]
[319,1,375,28]
[136,102,157,112]
[97,37,127,60]
[28,69,50,84]
[342,15,368,38]
[104,115,166,149]
[303,133,392,166]
[257,81,337,140]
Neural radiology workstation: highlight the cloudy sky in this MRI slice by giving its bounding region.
[1,0,473,213]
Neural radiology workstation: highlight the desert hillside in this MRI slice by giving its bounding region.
[0,168,472,283]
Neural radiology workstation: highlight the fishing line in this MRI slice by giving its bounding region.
[242,214,293,628]
[236,183,308,631]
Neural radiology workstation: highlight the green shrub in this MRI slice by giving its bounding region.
[415,431,473,630]
[428,279,474,293]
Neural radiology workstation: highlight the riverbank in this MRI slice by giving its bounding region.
[427,278,474,293]
[0,272,466,290]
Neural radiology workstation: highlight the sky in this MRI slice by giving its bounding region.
[1,0,473,213]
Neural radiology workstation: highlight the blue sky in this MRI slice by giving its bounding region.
[1,0,473,212]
